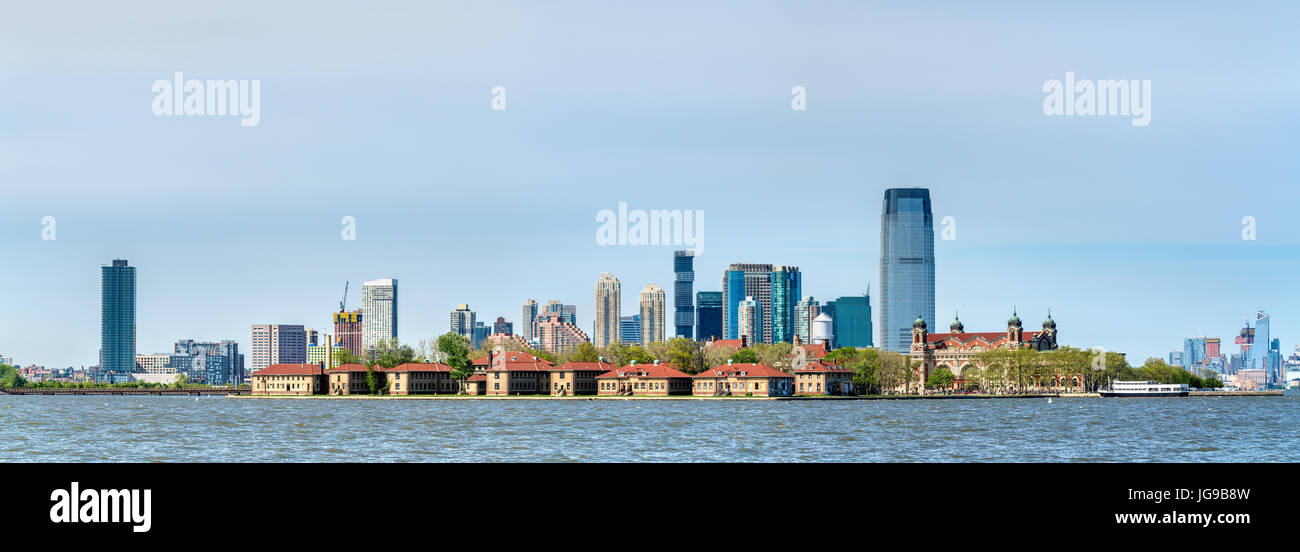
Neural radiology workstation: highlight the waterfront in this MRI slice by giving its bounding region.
[3,395,1296,462]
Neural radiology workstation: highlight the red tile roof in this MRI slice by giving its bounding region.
[466,374,486,382]
[707,339,746,350]
[554,361,617,372]
[924,331,1040,348]
[387,362,453,373]
[327,363,378,373]
[254,364,324,376]
[794,360,852,373]
[596,363,692,379]
[694,363,791,379]
[791,342,830,359]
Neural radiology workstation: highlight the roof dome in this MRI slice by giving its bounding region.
[950,312,964,333]
[1043,309,1056,329]
[1008,307,1022,327]
[913,314,927,329]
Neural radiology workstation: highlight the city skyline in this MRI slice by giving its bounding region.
[3,2,1298,368]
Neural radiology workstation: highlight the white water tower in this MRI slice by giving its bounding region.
[811,312,833,345]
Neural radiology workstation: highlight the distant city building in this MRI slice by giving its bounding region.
[695,291,723,342]
[1168,351,1185,367]
[594,273,621,348]
[304,328,319,348]
[100,259,136,374]
[533,314,590,354]
[135,353,172,374]
[619,315,642,346]
[250,324,307,375]
[173,339,243,385]
[737,296,762,345]
[639,284,666,345]
[794,296,820,344]
[830,294,873,349]
[521,300,539,341]
[307,338,346,369]
[333,310,363,357]
[361,278,398,354]
[724,263,773,343]
[472,321,490,349]
[879,188,935,353]
[769,266,801,344]
[543,300,577,326]
[450,304,476,342]
[492,317,513,336]
[1183,337,1207,371]
[673,250,695,339]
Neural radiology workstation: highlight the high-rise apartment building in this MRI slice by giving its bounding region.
[723,263,773,343]
[100,259,136,374]
[639,284,666,345]
[172,339,243,385]
[794,296,821,343]
[450,304,476,341]
[695,291,724,342]
[249,324,306,375]
[673,250,695,338]
[769,266,801,343]
[533,314,590,354]
[737,296,762,344]
[594,273,621,348]
[361,279,397,353]
[333,310,363,357]
[493,316,513,336]
[521,300,539,341]
[543,300,577,326]
[879,188,935,352]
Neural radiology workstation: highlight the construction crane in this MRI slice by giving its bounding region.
[339,281,349,313]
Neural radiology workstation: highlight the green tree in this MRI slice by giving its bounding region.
[926,367,955,391]
[0,364,25,388]
[437,332,473,393]
[569,342,600,362]
[728,348,759,364]
[619,345,655,366]
[666,337,704,373]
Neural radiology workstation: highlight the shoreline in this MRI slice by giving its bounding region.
[221,390,1284,401]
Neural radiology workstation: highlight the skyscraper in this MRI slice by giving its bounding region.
[450,304,476,341]
[333,310,363,357]
[521,300,539,341]
[639,284,666,345]
[594,273,621,348]
[737,296,762,344]
[723,263,773,343]
[830,294,873,348]
[100,259,136,374]
[361,278,397,354]
[696,291,724,342]
[673,250,695,338]
[250,324,307,374]
[879,188,935,352]
[769,266,801,343]
[794,296,820,343]
[493,316,513,336]
[620,315,642,346]
[544,300,577,325]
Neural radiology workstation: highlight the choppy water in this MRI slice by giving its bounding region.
[2,395,1296,462]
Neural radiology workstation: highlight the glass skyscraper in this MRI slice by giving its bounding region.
[769,266,800,343]
[879,188,935,352]
[831,294,873,349]
[723,264,773,342]
[361,278,397,354]
[100,259,136,373]
[673,250,695,338]
[695,291,723,341]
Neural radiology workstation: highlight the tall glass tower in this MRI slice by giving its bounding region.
[695,291,723,341]
[769,266,800,343]
[361,278,397,355]
[879,188,935,352]
[673,250,695,339]
[100,259,136,373]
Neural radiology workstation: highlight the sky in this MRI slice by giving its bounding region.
[1,1,1297,368]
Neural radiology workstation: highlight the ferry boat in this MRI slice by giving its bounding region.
[1098,380,1190,397]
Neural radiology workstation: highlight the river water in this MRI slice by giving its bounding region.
[2,395,1296,462]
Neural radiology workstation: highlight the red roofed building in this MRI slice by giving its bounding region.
[907,310,1060,392]
[385,362,460,395]
[692,362,794,397]
[485,349,556,395]
[596,361,693,396]
[327,363,383,395]
[251,364,326,395]
[793,360,854,395]
[549,359,617,396]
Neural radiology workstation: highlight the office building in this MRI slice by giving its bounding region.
[794,296,820,344]
[696,291,724,342]
[521,300,539,341]
[543,300,577,326]
[450,304,476,341]
[100,259,136,374]
[737,296,762,344]
[620,315,642,346]
[830,294,873,348]
[769,266,800,344]
[879,188,935,352]
[1169,351,1184,367]
[361,278,397,354]
[674,250,695,338]
[594,273,621,347]
[639,284,666,345]
[492,317,513,336]
[250,324,307,374]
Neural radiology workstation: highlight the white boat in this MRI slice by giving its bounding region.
[1099,380,1189,397]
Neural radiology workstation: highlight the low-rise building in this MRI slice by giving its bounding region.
[327,363,382,395]
[385,362,460,395]
[485,351,555,395]
[793,360,854,395]
[597,361,693,396]
[548,360,617,396]
[693,362,793,397]
[251,364,326,396]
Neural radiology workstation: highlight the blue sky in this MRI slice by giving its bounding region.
[2,1,1297,368]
